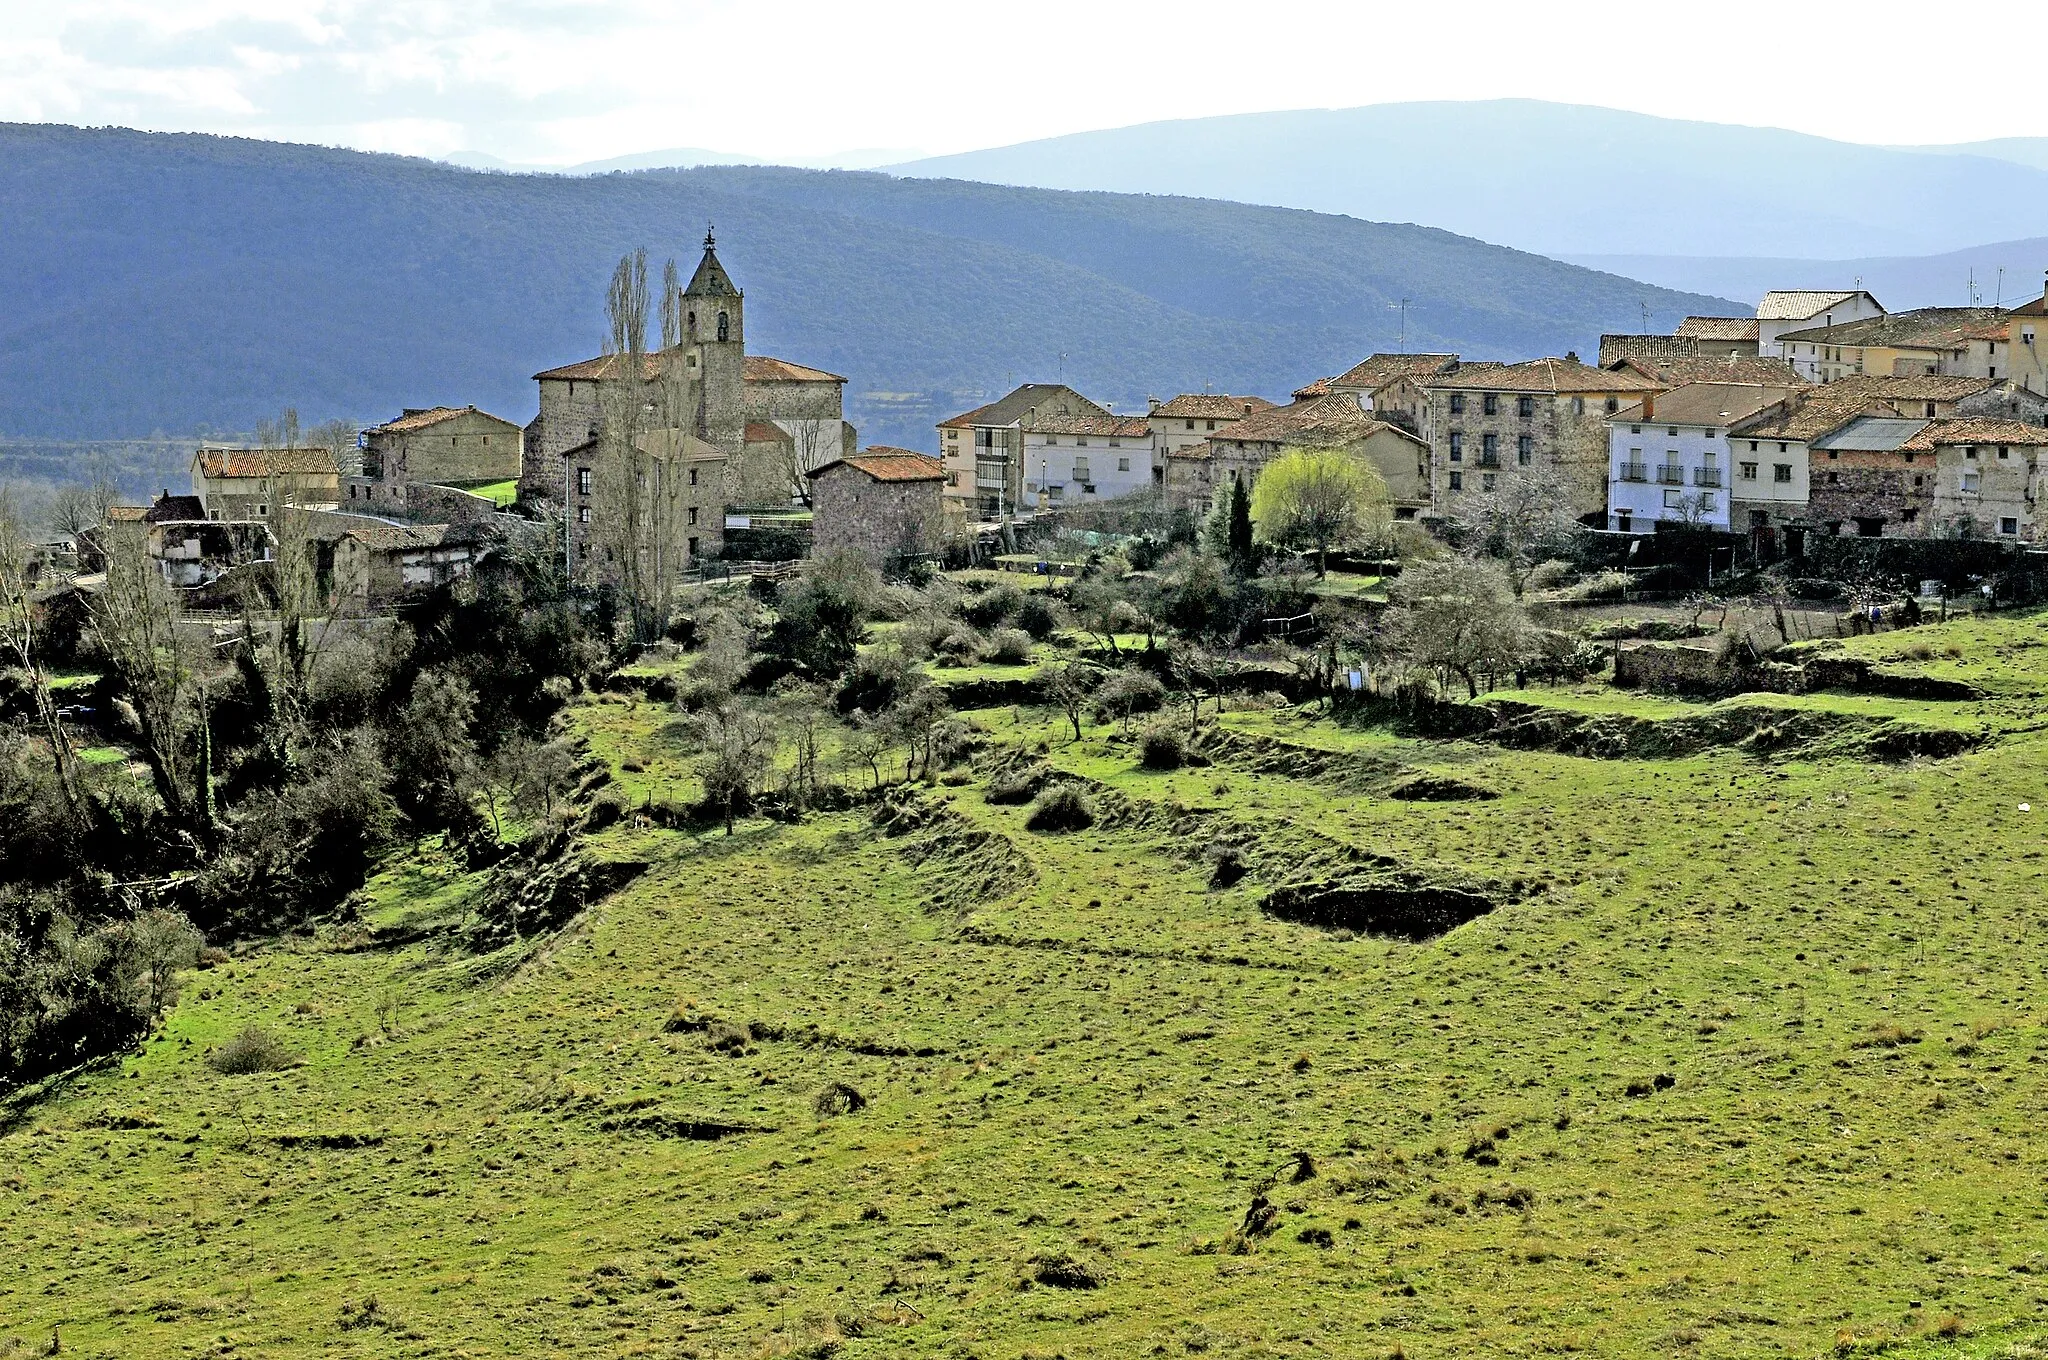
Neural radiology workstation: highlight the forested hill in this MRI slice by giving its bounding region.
[0,123,1736,452]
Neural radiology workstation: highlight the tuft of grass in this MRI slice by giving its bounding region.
[1024,783,1094,832]
[205,1026,301,1075]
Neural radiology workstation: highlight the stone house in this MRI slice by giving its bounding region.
[1724,387,1905,548]
[559,428,727,572]
[1401,357,1663,523]
[1146,394,1276,468]
[938,384,1108,516]
[1674,316,1761,355]
[1326,354,1459,416]
[1820,373,2048,424]
[1603,349,1805,389]
[1805,415,1940,537]
[360,405,523,493]
[1164,394,1430,518]
[191,447,341,522]
[1022,415,1156,508]
[806,450,947,565]
[1998,278,2048,396]
[1913,419,2048,541]
[1605,383,1801,533]
[329,521,493,609]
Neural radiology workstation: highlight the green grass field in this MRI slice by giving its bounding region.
[8,614,2048,1359]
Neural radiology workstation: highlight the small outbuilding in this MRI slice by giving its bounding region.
[805,449,947,566]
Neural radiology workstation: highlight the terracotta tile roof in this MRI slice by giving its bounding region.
[1826,374,1996,403]
[145,494,206,523]
[1963,318,2012,342]
[1611,382,1795,429]
[1899,418,2048,451]
[1757,290,1870,321]
[1420,357,1662,394]
[938,384,1105,430]
[1729,386,1904,442]
[1778,308,2002,350]
[1215,395,1422,447]
[1152,393,1276,419]
[1329,353,1458,390]
[1614,354,1806,386]
[194,447,340,480]
[1675,316,1761,342]
[372,406,467,434]
[1026,415,1152,438]
[107,505,148,523]
[340,524,449,552]
[807,451,946,483]
[743,355,846,384]
[744,421,792,444]
[532,351,668,382]
[1292,377,1334,399]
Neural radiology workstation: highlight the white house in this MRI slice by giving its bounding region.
[1757,291,1886,377]
[1021,415,1157,509]
[1606,383,1797,532]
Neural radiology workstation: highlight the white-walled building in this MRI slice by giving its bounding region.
[1757,291,1886,377]
[1605,384,1797,532]
[1021,415,1156,509]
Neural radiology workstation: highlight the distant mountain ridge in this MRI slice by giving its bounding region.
[0,123,1734,453]
[1564,238,2048,312]
[887,100,2048,260]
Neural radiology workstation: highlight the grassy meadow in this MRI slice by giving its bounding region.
[7,612,2048,1359]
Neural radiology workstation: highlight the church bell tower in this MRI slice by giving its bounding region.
[682,228,745,451]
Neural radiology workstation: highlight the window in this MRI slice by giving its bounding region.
[1827,471,1839,484]
[1482,472,1497,491]
[1077,437,1090,447]
[1630,425,1642,435]
[1740,462,1758,480]
[1998,446,2011,460]
[1667,426,1680,437]
[1483,393,1499,416]
[1572,396,1585,416]
[1517,434,1533,465]
[257,504,267,517]
[1703,428,1717,439]
[1108,438,1121,448]
[1117,457,1130,472]
[2024,326,2036,346]
[1206,420,1217,431]
[1615,512,1632,532]
[1962,471,1981,493]
[1902,509,1918,524]
[1072,462,1090,483]
[687,506,698,526]
[577,505,591,523]
[716,311,729,341]
[1449,432,1464,461]
[1449,470,1463,490]
[1450,393,1466,414]
[2001,516,2020,535]
[1925,403,1937,418]
[1749,441,1759,452]
[1605,398,1619,413]
[1773,464,1792,483]
[577,467,592,496]
[1913,474,1924,488]
[1045,436,1058,446]
[1517,396,1535,418]
[1828,451,1839,460]
[1481,433,1498,457]
[1663,489,1685,508]
[1186,419,1196,430]
[688,467,698,486]
[688,535,699,558]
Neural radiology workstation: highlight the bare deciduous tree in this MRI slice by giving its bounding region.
[1469,464,1582,598]
[1384,555,1534,698]
[0,488,84,820]
[91,521,211,839]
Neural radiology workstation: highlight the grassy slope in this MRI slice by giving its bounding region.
[8,617,2048,1358]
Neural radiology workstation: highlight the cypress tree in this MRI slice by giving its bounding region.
[1227,473,1255,574]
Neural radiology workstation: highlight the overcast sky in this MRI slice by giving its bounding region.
[4,0,2042,166]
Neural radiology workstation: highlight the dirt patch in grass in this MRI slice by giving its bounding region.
[596,1111,773,1140]
[1261,877,1499,942]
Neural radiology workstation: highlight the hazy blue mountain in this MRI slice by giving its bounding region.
[1566,239,2048,311]
[1898,138,2048,174]
[0,123,1733,456]
[887,100,2048,260]
[442,147,924,176]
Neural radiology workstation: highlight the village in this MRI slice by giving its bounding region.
[43,234,2048,618]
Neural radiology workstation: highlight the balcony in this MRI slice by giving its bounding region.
[1476,454,1502,470]
[1656,465,1685,485]
[1618,463,1648,482]
[1693,468,1722,488]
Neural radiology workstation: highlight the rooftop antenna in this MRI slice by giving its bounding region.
[1968,269,1979,306]
[1389,298,1411,348]
[1641,300,1650,331]
[1996,267,2005,309]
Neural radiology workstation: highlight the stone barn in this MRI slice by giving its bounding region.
[805,449,946,566]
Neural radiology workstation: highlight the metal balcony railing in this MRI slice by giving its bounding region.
[1693,468,1723,488]
[1657,465,1685,485]
[1618,463,1647,482]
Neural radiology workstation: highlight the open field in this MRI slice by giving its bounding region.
[7,614,2048,1359]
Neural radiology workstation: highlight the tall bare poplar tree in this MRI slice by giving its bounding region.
[0,488,84,820]
[91,523,210,840]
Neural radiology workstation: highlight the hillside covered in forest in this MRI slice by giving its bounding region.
[0,123,1734,455]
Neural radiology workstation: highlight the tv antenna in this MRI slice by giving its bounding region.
[1389,298,1412,348]
[1640,300,1650,331]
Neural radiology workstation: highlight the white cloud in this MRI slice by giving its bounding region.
[1,0,2043,163]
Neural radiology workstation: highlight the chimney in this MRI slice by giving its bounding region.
[1147,396,1161,414]
[1565,350,1580,364]
[1242,402,1253,415]
[1643,394,1655,420]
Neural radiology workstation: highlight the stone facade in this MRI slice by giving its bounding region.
[560,430,727,572]
[737,356,857,506]
[190,447,341,522]
[1408,358,1662,522]
[1918,421,2048,541]
[361,406,522,487]
[806,451,946,565]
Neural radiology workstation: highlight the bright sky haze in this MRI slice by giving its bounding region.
[3,0,2042,165]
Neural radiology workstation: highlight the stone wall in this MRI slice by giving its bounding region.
[1807,448,1934,536]
[1613,642,1724,693]
[811,466,943,564]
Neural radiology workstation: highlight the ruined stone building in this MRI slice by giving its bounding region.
[350,405,523,513]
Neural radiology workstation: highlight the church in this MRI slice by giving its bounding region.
[521,233,854,562]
